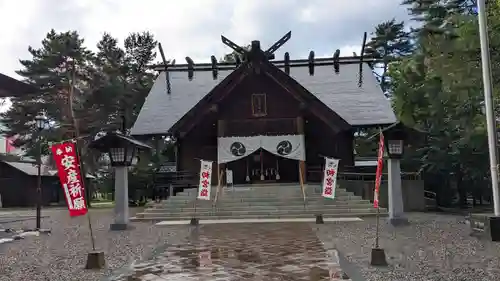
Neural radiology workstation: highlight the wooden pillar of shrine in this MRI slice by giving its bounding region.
[217,119,226,186]
[296,116,307,183]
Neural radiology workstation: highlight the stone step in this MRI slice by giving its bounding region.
[168,195,361,203]
[151,202,372,211]
[156,197,370,205]
[137,209,380,218]
[150,200,372,208]
[136,184,376,222]
[149,201,372,211]
[177,189,350,195]
[178,187,346,196]
[173,192,352,199]
[131,211,388,222]
[144,203,377,212]
[136,208,381,218]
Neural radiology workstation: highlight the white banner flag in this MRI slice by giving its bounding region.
[322,157,340,199]
[198,160,213,200]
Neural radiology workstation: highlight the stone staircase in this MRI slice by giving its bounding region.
[131,183,387,221]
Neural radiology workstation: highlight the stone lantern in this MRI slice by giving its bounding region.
[379,122,422,226]
[89,131,151,230]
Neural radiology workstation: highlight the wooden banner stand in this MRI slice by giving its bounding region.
[370,131,387,267]
[370,207,387,266]
[315,214,324,224]
[65,63,105,270]
[85,251,105,269]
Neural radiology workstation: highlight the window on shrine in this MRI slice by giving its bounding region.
[251,93,267,117]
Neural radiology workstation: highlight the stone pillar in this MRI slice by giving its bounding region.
[388,158,408,226]
[296,116,306,183]
[110,166,130,230]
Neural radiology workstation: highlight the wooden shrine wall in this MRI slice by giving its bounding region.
[219,73,302,137]
[176,72,354,183]
[304,114,354,168]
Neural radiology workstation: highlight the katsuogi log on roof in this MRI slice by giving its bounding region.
[130,31,396,136]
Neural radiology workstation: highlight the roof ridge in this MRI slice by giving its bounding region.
[131,64,396,136]
[151,57,383,72]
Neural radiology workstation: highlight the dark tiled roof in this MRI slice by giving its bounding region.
[1,161,97,178]
[290,64,396,126]
[0,73,37,97]
[131,71,233,135]
[2,161,56,176]
[90,131,152,151]
[130,64,396,136]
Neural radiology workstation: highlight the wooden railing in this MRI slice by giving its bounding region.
[152,170,196,199]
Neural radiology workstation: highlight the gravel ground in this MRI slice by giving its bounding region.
[2,209,499,281]
[0,208,191,281]
[315,213,500,281]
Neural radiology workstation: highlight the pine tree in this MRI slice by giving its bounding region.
[123,32,157,128]
[80,32,157,133]
[401,0,476,35]
[0,30,93,157]
[364,19,413,94]
[82,33,127,133]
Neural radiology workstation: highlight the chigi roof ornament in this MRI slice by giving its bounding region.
[152,31,381,88]
[185,56,194,81]
[358,32,368,87]
[157,42,173,94]
[221,31,292,62]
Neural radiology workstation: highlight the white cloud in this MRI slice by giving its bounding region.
[0,0,410,79]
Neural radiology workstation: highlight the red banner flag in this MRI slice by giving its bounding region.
[51,141,88,217]
[374,132,385,208]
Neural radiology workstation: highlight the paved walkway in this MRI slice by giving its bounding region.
[109,223,352,280]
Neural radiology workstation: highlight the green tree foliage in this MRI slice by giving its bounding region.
[401,0,477,34]
[84,31,157,133]
[364,19,413,93]
[1,30,94,156]
[389,2,500,206]
[354,19,413,157]
[0,30,158,159]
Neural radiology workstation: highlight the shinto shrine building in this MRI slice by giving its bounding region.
[130,33,396,185]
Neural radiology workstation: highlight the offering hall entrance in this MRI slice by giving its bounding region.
[218,134,305,185]
[225,149,299,184]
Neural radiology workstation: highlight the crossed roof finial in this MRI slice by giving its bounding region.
[220,31,292,61]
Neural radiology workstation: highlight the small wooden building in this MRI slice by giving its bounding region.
[131,34,396,185]
[0,160,61,207]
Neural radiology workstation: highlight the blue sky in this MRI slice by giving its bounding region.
[0,0,411,79]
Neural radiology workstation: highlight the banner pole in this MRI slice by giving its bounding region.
[370,130,387,266]
[86,212,96,251]
[67,61,104,269]
[74,142,96,250]
[375,205,380,248]
[194,193,198,219]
